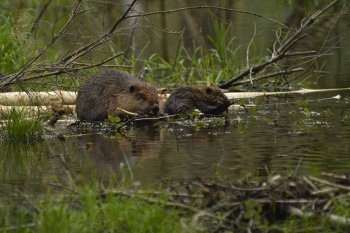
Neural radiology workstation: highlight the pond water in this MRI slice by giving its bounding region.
[1,92,349,188]
[1,1,350,190]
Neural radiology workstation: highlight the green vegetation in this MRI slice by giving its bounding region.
[3,109,43,142]
[143,29,241,87]
[175,113,227,129]
[0,182,185,233]
[0,1,348,233]
[0,3,246,89]
[1,176,350,233]
[0,14,28,73]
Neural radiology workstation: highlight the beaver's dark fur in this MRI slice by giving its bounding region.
[76,71,159,121]
[164,86,230,115]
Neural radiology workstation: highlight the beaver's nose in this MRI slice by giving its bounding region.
[152,104,159,115]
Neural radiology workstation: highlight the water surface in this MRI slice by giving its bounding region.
[1,0,350,189]
[1,93,349,188]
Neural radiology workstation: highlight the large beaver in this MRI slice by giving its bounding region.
[76,71,159,121]
[164,86,230,115]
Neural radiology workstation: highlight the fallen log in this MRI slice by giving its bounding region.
[224,87,350,99]
[0,87,348,117]
[0,86,347,117]
[0,87,349,106]
[0,91,77,106]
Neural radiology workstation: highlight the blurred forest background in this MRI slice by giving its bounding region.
[0,0,349,89]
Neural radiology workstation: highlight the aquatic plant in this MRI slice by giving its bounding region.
[3,109,43,142]
[0,142,44,181]
[208,20,229,65]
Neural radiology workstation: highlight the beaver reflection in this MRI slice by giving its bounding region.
[80,126,162,171]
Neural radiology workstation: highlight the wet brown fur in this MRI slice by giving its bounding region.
[164,86,230,115]
[76,71,159,121]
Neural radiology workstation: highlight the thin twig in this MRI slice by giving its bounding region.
[72,62,131,68]
[229,68,304,87]
[0,0,84,88]
[101,189,200,212]
[0,223,36,231]
[31,0,53,33]
[127,5,288,29]
[8,53,124,85]
[59,0,138,63]
[284,51,317,57]
[219,0,340,88]
[309,176,350,191]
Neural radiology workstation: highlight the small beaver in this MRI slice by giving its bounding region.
[76,71,159,121]
[164,86,230,115]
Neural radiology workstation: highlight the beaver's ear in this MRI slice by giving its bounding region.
[205,86,213,94]
[157,88,167,94]
[129,84,140,93]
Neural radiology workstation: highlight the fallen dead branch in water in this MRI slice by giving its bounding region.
[0,87,347,120]
[100,173,350,232]
[0,91,76,106]
[0,86,348,106]
[224,87,350,99]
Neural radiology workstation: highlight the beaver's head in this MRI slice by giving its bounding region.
[198,86,230,114]
[127,83,160,116]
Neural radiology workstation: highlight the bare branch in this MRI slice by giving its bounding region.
[219,0,341,89]
[59,0,138,64]
[31,0,53,33]
[0,0,85,88]
[284,51,317,57]
[277,0,340,55]
[126,5,289,29]
[229,68,304,87]
[6,53,124,86]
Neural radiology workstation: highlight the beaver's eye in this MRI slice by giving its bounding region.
[138,94,147,101]
[129,85,140,93]
[205,87,213,94]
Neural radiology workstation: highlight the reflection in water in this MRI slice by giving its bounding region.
[0,94,349,187]
[77,126,162,173]
[134,94,350,183]
[0,143,45,183]
[0,2,349,193]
